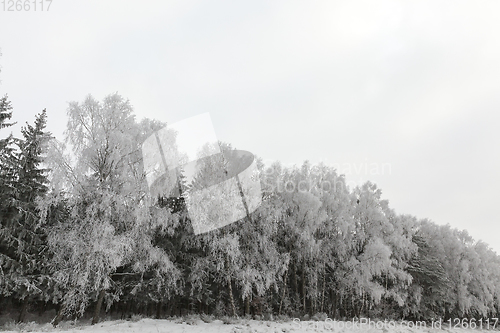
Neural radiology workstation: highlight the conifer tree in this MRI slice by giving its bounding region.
[14,109,51,322]
[0,108,52,322]
[0,95,17,298]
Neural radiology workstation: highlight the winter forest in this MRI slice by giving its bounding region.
[1,92,500,327]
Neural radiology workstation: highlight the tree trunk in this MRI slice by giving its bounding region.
[321,266,326,313]
[126,301,131,319]
[156,302,162,319]
[245,297,250,316]
[302,268,306,313]
[313,269,317,314]
[228,277,237,317]
[292,265,297,296]
[17,297,30,323]
[92,289,106,325]
[332,291,337,319]
[52,303,66,327]
[279,272,287,315]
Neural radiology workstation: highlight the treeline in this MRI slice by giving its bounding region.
[1,93,500,326]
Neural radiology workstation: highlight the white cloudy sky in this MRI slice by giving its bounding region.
[1,1,499,252]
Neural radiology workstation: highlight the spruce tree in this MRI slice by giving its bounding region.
[0,95,18,299]
[0,108,52,322]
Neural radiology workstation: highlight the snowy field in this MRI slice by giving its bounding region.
[1,317,494,333]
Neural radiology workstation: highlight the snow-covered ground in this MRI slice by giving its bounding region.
[0,317,493,333]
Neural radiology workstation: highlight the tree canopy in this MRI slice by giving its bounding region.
[1,92,500,326]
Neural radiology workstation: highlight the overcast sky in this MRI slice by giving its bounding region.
[1,1,499,253]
